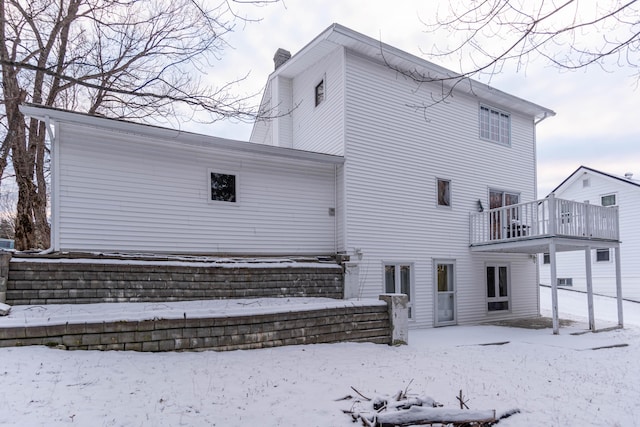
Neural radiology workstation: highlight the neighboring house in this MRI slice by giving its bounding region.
[539,166,640,301]
[22,24,620,331]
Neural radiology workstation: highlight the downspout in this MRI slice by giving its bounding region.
[334,164,338,255]
[38,115,57,254]
[533,111,551,315]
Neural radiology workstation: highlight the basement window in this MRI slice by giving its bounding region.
[209,171,237,203]
[596,249,611,262]
[557,278,573,287]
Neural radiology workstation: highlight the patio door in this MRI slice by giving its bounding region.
[435,261,456,326]
[489,190,519,239]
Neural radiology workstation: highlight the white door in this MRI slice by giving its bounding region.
[435,261,456,326]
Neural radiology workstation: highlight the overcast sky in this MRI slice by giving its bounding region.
[188,0,639,197]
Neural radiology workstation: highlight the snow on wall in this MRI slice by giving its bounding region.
[539,171,640,301]
[341,51,539,328]
[56,122,337,255]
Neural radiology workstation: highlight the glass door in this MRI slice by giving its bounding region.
[489,190,520,239]
[435,261,456,326]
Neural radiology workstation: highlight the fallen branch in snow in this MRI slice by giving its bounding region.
[340,385,519,426]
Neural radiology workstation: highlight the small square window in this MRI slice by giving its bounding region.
[557,278,573,286]
[210,172,236,202]
[437,179,451,207]
[582,178,590,188]
[315,79,325,106]
[601,194,616,206]
[542,253,550,264]
[596,249,610,262]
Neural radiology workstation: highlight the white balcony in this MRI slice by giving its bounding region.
[469,194,620,253]
[469,194,622,334]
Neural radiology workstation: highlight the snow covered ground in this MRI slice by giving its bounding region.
[1,287,639,426]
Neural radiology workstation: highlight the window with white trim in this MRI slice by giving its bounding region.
[543,253,550,264]
[437,178,451,207]
[601,194,616,207]
[209,171,237,203]
[557,278,573,286]
[480,105,510,145]
[384,263,413,319]
[596,249,610,262]
[486,264,509,312]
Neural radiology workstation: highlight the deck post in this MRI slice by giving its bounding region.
[548,194,557,236]
[549,241,559,334]
[615,246,623,328]
[584,246,595,331]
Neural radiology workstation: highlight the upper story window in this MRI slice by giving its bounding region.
[315,79,325,106]
[209,171,237,203]
[601,194,616,206]
[480,105,510,145]
[437,178,451,207]
[582,178,590,188]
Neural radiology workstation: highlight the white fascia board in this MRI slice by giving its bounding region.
[20,105,344,165]
[274,23,555,121]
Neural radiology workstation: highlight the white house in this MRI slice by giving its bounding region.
[539,166,640,301]
[22,24,621,331]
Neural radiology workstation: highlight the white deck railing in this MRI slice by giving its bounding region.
[469,194,619,245]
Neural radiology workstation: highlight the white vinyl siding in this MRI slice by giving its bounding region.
[290,47,344,155]
[342,51,539,327]
[56,122,337,255]
[539,170,640,301]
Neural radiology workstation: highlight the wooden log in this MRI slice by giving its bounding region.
[375,407,496,426]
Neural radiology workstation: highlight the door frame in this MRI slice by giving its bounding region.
[433,259,457,327]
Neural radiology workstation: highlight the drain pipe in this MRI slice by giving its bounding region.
[38,115,57,255]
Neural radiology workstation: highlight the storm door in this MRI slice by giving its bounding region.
[435,261,456,326]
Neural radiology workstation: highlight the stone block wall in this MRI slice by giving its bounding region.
[6,258,344,305]
[0,304,390,351]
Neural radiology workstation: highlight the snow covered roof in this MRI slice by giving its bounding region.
[271,23,555,121]
[19,104,344,165]
[551,165,640,195]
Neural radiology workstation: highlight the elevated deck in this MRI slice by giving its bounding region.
[469,194,620,253]
[469,194,622,334]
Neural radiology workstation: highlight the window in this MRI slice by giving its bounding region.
[209,172,237,203]
[315,79,325,106]
[557,278,573,286]
[480,105,510,145]
[596,249,610,262]
[601,194,616,207]
[437,179,451,207]
[486,264,509,312]
[542,253,550,264]
[385,264,413,319]
[582,178,590,188]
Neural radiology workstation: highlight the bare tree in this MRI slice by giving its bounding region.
[425,1,639,78]
[0,0,278,250]
[381,1,639,111]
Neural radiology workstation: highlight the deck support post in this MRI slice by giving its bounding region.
[615,246,623,328]
[584,246,595,331]
[549,241,559,335]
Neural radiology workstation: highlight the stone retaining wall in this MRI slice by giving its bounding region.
[6,257,344,305]
[0,304,390,352]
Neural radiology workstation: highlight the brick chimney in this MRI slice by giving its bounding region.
[273,48,291,70]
